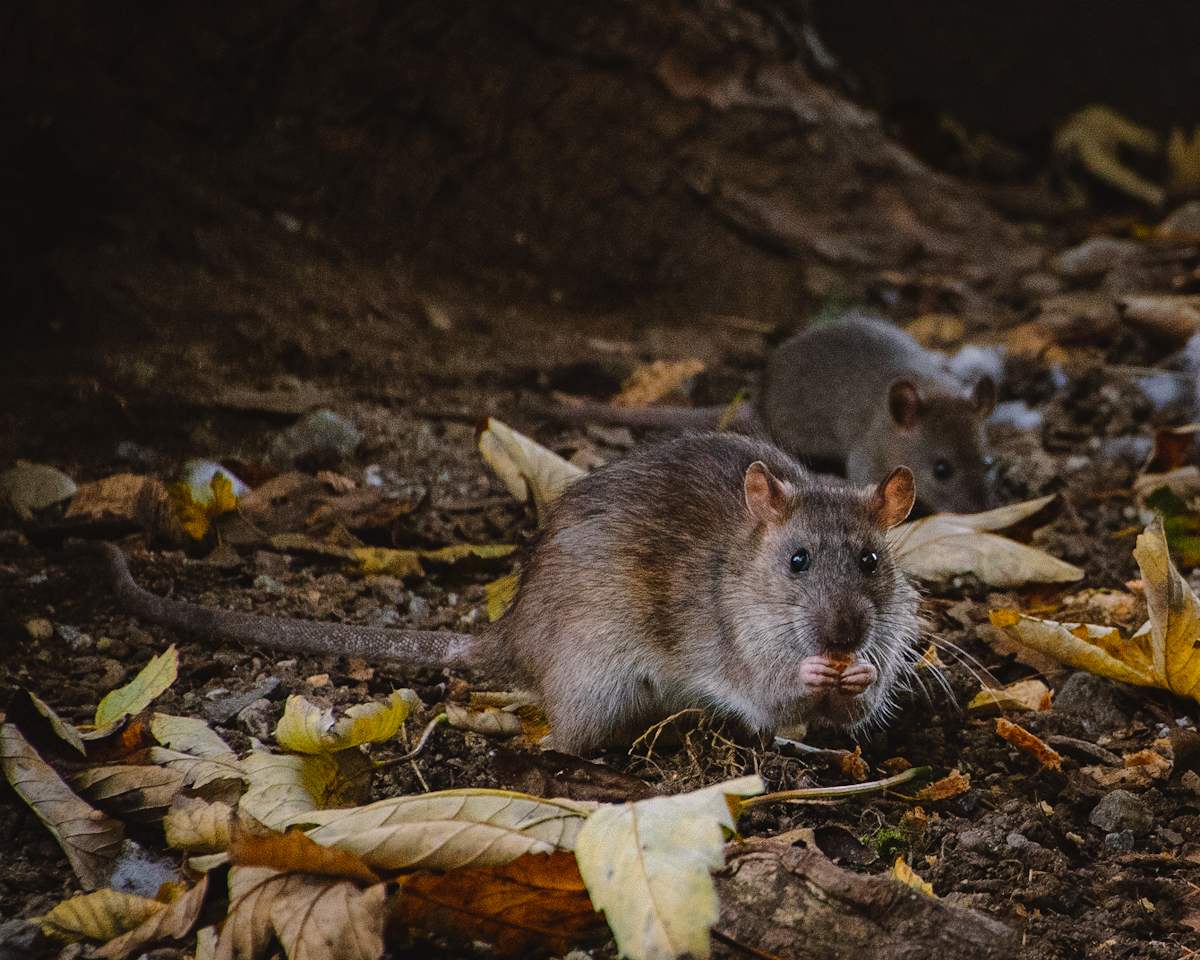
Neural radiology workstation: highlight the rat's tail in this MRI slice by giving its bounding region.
[86,542,474,668]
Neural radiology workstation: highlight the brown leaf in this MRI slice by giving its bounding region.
[229,821,382,886]
[391,851,604,956]
[68,763,186,824]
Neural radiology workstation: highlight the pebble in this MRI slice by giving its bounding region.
[1102,830,1135,854]
[1138,372,1183,410]
[24,617,53,640]
[56,624,95,652]
[269,408,362,469]
[1052,236,1142,276]
[1089,789,1153,837]
[989,400,1042,431]
[236,698,276,741]
[0,461,77,517]
[253,574,283,596]
[1160,201,1200,236]
[958,829,996,854]
[1053,672,1133,733]
[205,677,281,725]
[408,596,430,618]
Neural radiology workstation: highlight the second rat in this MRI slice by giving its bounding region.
[552,310,996,514]
[94,433,921,754]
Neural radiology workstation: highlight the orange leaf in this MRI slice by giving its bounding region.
[229,822,382,887]
[995,718,1062,771]
[390,851,604,956]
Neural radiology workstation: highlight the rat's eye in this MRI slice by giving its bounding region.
[859,550,879,574]
[933,458,954,481]
[790,548,811,573]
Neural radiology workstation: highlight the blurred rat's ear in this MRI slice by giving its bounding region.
[745,461,792,526]
[972,375,997,417]
[871,466,915,529]
[887,380,924,430]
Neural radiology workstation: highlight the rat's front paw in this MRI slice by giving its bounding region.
[837,661,877,696]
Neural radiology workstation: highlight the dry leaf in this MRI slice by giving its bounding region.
[165,797,235,854]
[613,358,705,407]
[574,775,764,960]
[889,496,1084,586]
[1,724,125,889]
[445,701,550,742]
[295,790,595,871]
[95,646,179,729]
[995,719,1062,771]
[150,714,245,788]
[477,418,584,517]
[1121,296,1200,343]
[1168,125,1200,200]
[992,516,1200,704]
[68,763,186,824]
[967,679,1051,714]
[239,750,335,830]
[40,889,167,944]
[892,858,935,897]
[1054,104,1165,207]
[229,823,382,886]
[915,769,970,802]
[486,573,519,621]
[350,547,424,579]
[393,851,603,956]
[91,876,211,959]
[216,866,386,960]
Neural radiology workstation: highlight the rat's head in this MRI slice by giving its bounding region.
[740,460,920,728]
[871,376,995,515]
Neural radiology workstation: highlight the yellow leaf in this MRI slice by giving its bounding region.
[485,573,518,621]
[893,858,935,897]
[967,678,1051,714]
[165,797,234,854]
[1054,105,1165,207]
[40,889,166,944]
[477,418,584,517]
[167,471,240,541]
[1135,515,1200,701]
[351,547,424,579]
[275,690,419,755]
[988,610,1157,688]
[95,646,179,728]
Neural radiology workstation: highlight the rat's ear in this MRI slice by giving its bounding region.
[887,380,924,430]
[871,466,915,529]
[972,375,997,418]
[745,461,792,526]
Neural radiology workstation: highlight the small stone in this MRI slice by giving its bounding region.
[24,617,53,640]
[0,462,77,518]
[1054,672,1133,733]
[253,575,283,595]
[1052,236,1142,276]
[0,918,43,958]
[1006,831,1043,853]
[56,624,95,652]
[269,409,362,471]
[236,699,275,741]
[1089,789,1153,837]
[957,829,995,854]
[1103,829,1135,853]
[1158,827,1184,846]
[1160,200,1200,236]
[369,576,409,607]
[408,596,430,619]
[363,608,401,628]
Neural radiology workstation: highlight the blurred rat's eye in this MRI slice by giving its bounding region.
[790,548,811,573]
[933,458,954,481]
[859,550,879,574]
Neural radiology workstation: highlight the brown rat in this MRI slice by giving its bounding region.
[91,434,921,754]
[551,311,996,514]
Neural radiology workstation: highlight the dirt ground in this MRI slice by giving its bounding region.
[6,32,1200,946]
